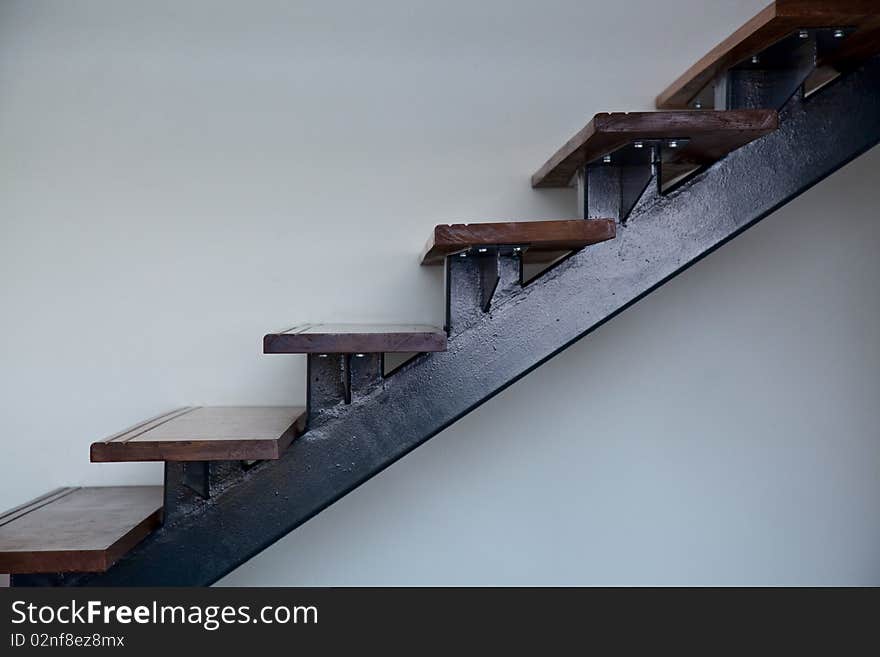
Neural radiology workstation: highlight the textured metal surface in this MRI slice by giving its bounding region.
[348,353,383,402]
[14,58,880,587]
[584,158,658,223]
[164,460,247,524]
[690,27,858,111]
[306,353,348,423]
[580,140,704,222]
[305,352,383,425]
[715,30,818,110]
[445,251,521,336]
[180,462,211,499]
[478,252,501,312]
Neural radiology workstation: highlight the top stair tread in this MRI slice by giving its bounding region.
[0,486,162,574]
[532,110,778,188]
[419,219,616,265]
[264,323,447,354]
[656,0,880,109]
[90,406,307,463]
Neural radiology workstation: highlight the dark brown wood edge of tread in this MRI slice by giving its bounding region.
[655,1,880,109]
[89,407,308,463]
[264,325,448,354]
[0,486,163,573]
[419,219,617,265]
[531,110,778,188]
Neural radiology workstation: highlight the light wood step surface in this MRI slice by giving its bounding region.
[419,219,616,265]
[656,0,880,109]
[0,486,163,574]
[531,110,778,188]
[264,323,447,354]
[90,406,307,462]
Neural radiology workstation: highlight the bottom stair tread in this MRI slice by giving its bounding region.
[0,486,163,574]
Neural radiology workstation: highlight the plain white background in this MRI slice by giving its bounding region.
[0,0,878,586]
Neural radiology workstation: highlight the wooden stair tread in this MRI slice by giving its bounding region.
[531,110,778,188]
[0,486,162,574]
[90,406,307,463]
[264,323,447,354]
[419,219,616,265]
[656,0,880,109]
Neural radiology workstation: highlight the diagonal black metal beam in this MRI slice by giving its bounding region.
[17,58,880,587]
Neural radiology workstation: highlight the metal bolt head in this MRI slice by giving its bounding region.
[318,354,328,358]
[751,55,760,64]
[799,29,809,39]
[668,140,678,149]
[477,247,488,253]
[833,28,845,38]
[458,252,467,258]
[512,247,522,253]
[355,353,365,358]
[603,154,612,163]
[694,100,702,109]
[634,141,644,149]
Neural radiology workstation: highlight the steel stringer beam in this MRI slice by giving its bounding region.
[18,59,880,587]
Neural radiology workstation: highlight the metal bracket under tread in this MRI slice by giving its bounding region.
[445,249,522,335]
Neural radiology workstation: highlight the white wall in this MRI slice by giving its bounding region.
[1,0,877,586]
